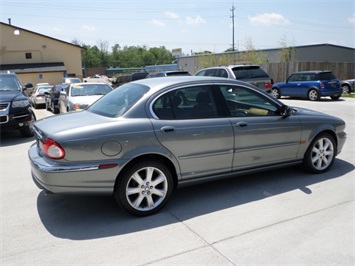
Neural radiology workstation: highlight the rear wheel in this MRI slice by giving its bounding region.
[303,133,336,173]
[342,84,351,94]
[114,160,174,216]
[308,89,320,101]
[271,88,280,99]
[330,95,341,100]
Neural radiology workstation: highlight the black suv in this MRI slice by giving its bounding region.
[45,84,69,114]
[0,73,35,137]
[195,65,273,92]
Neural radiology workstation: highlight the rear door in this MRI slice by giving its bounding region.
[150,84,234,180]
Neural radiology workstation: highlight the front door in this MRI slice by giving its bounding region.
[218,84,302,170]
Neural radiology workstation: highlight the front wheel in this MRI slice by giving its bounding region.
[271,88,281,99]
[308,89,320,101]
[303,133,336,173]
[114,160,174,216]
[19,110,36,137]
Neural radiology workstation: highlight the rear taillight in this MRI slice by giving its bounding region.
[265,82,273,89]
[42,138,65,159]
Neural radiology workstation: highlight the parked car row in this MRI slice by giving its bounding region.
[43,82,113,114]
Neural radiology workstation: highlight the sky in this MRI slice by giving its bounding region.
[1,0,354,55]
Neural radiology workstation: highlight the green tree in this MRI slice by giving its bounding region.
[279,35,296,62]
[240,37,268,64]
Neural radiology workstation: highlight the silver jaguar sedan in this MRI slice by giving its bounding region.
[28,76,347,216]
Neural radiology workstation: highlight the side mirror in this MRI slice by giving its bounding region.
[24,83,33,89]
[280,105,292,118]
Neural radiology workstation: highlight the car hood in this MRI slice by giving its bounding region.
[0,90,25,101]
[291,106,343,121]
[273,81,286,86]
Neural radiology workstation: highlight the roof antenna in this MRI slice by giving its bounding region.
[8,18,11,25]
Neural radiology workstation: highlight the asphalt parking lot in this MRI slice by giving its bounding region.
[1,97,354,265]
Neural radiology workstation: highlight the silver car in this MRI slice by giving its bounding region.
[28,76,347,216]
[29,84,52,109]
[59,82,112,113]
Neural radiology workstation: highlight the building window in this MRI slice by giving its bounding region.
[25,53,32,59]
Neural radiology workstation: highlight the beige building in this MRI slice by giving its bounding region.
[0,21,83,86]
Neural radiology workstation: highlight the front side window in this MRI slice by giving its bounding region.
[219,85,279,117]
[88,83,149,117]
[287,74,301,82]
[152,85,219,120]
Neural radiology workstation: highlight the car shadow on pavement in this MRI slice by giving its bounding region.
[0,130,35,147]
[36,158,354,240]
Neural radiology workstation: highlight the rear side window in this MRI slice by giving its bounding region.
[152,85,219,119]
[232,66,269,79]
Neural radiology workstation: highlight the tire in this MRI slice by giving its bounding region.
[308,89,320,101]
[342,84,351,94]
[330,95,341,100]
[114,160,174,216]
[303,133,336,174]
[52,102,59,114]
[19,111,36,137]
[271,88,280,99]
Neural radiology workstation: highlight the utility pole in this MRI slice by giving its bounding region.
[230,3,236,51]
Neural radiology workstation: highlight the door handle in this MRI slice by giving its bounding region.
[236,122,248,127]
[161,126,175,133]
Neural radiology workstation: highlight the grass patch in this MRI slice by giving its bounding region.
[341,93,355,98]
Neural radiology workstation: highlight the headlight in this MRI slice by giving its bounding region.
[73,103,88,110]
[12,99,29,108]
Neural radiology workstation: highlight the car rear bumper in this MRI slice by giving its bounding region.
[28,143,121,195]
[320,88,343,96]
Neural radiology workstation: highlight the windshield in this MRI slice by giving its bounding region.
[87,83,150,117]
[0,75,22,91]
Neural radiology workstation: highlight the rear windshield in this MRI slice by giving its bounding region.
[232,66,269,79]
[88,83,149,117]
[318,72,337,80]
[166,72,190,76]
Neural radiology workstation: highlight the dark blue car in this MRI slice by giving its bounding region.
[271,70,342,101]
